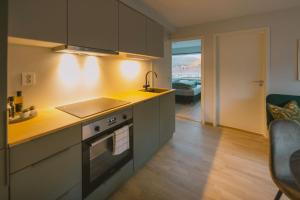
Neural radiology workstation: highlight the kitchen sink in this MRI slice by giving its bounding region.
[139,88,169,93]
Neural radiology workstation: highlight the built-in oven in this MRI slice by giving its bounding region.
[82,108,133,198]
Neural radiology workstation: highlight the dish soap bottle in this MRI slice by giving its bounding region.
[8,96,15,118]
[15,91,23,113]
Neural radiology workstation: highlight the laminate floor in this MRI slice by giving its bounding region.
[109,118,289,200]
[176,101,201,122]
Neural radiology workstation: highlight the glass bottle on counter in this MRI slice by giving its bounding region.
[8,96,15,118]
[15,91,23,113]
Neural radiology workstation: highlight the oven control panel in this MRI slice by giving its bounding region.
[82,108,133,141]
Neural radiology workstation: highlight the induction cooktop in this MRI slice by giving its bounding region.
[56,98,130,118]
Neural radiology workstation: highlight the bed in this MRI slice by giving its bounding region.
[172,78,201,104]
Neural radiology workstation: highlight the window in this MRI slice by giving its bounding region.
[172,53,201,79]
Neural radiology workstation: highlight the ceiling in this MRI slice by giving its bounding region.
[140,0,300,28]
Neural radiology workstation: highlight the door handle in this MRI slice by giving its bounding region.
[252,80,264,86]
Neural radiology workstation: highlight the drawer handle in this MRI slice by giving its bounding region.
[30,146,72,168]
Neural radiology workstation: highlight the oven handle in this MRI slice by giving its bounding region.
[89,123,133,147]
[90,133,114,147]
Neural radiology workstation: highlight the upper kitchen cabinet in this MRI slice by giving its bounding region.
[68,0,118,51]
[146,19,164,57]
[119,3,147,55]
[8,0,67,44]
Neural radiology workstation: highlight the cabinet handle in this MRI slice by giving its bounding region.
[30,146,72,168]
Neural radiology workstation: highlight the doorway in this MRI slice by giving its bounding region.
[171,39,203,122]
[214,29,269,135]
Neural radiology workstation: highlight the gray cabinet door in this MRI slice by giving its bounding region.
[0,2,8,199]
[8,0,67,43]
[159,92,176,146]
[10,144,82,200]
[0,0,7,151]
[0,150,8,200]
[146,18,164,57]
[68,0,118,51]
[119,3,146,55]
[133,99,159,170]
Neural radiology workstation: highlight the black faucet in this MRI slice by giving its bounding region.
[143,71,158,91]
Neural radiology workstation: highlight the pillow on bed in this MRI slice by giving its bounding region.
[268,101,300,123]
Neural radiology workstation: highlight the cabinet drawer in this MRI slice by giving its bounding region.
[10,144,81,200]
[10,125,81,173]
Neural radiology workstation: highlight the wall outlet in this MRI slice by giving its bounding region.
[22,72,36,86]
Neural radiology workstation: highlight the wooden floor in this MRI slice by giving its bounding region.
[176,101,201,122]
[110,118,289,200]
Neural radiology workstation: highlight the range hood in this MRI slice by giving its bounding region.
[53,45,119,57]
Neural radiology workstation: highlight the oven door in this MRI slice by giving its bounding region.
[82,121,133,198]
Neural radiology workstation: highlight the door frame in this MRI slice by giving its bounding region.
[212,27,270,136]
[171,35,206,124]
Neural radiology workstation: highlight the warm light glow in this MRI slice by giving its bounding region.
[58,54,80,87]
[120,60,141,80]
[83,56,100,86]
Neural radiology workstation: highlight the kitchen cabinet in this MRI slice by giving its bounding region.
[0,0,8,150]
[133,98,160,170]
[0,1,8,199]
[146,18,164,57]
[85,160,133,200]
[10,144,81,200]
[0,150,8,200]
[119,2,147,55]
[159,92,175,146]
[68,0,118,51]
[8,0,67,43]
[9,125,82,200]
[10,125,81,173]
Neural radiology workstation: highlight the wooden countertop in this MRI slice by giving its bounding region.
[8,89,175,147]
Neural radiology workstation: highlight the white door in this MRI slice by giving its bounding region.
[216,30,266,134]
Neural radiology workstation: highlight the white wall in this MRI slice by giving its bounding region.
[172,6,300,123]
[8,44,152,109]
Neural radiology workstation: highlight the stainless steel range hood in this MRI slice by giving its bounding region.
[53,45,119,57]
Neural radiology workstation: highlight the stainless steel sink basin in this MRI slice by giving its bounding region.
[139,88,169,93]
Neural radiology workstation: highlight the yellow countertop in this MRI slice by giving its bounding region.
[8,89,175,147]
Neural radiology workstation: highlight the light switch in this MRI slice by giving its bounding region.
[22,72,36,86]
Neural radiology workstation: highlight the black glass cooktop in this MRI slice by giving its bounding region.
[56,98,130,118]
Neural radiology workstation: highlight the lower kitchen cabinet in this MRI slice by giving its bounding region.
[85,160,133,200]
[10,125,81,173]
[10,144,82,200]
[0,150,8,200]
[133,98,160,170]
[159,92,175,146]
